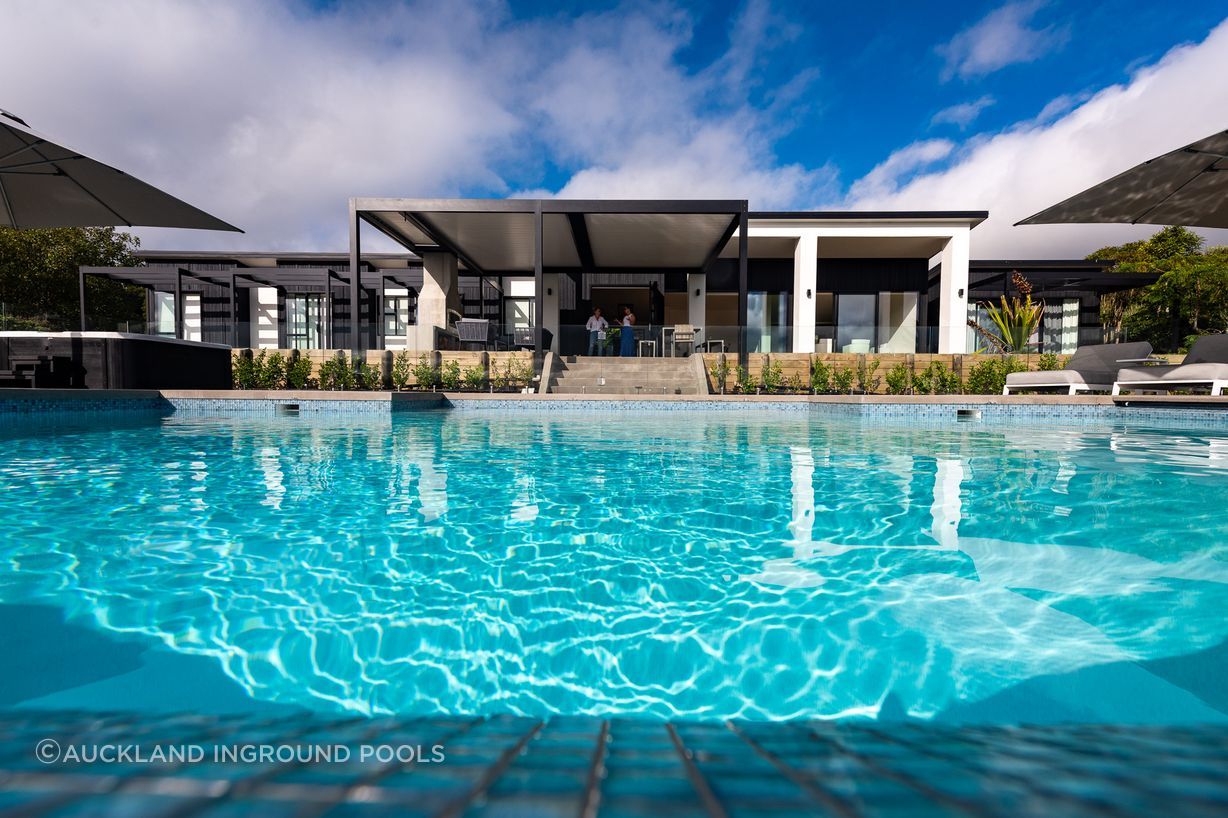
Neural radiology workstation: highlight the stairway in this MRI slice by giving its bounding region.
[548,355,704,395]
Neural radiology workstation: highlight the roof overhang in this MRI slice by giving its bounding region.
[748,210,989,227]
[353,198,748,274]
[83,264,422,292]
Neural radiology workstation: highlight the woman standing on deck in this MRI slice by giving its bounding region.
[620,305,636,357]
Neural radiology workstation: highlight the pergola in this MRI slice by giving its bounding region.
[350,198,749,360]
[960,260,1162,294]
[79,263,420,347]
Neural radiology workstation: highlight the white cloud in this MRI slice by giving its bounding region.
[938,1,1070,81]
[519,0,836,207]
[847,140,955,202]
[848,17,1228,258]
[931,96,996,129]
[0,0,833,250]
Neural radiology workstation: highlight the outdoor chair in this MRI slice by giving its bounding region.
[1112,334,1228,396]
[455,318,494,350]
[1003,341,1153,395]
[670,324,696,357]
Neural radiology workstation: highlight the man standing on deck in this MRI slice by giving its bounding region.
[586,307,609,356]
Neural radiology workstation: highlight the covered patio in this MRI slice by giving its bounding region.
[351,198,749,360]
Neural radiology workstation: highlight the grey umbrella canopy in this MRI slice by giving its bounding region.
[1017,129,1228,229]
[0,109,240,232]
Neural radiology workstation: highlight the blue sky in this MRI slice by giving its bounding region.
[3,0,1228,256]
[500,0,1228,199]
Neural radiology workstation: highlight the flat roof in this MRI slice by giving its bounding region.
[354,197,747,274]
[749,210,989,226]
[83,264,422,292]
[137,249,419,268]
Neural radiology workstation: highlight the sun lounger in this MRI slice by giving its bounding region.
[1112,334,1228,396]
[1003,342,1153,395]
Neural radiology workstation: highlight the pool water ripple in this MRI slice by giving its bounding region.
[1,411,1228,722]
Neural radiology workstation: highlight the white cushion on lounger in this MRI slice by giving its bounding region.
[1005,370,1096,386]
[1155,362,1228,381]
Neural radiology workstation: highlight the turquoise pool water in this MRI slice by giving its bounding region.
[1,410,1227,724]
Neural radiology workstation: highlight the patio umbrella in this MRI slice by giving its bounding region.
[0,109,240,232]
[1017,129,1228,229]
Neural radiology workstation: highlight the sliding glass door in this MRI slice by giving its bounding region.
[286,294,322,349]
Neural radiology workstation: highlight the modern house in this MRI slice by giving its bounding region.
[79,199,1157,361]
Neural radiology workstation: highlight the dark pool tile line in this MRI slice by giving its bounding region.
[0,710,1225,817]
[4,393,1228,428]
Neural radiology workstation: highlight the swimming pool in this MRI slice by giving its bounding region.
[1,409,1227,724]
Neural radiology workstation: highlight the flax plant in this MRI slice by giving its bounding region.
[968,272,1044,353]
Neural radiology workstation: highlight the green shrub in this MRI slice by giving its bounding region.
[317,351,356,390]
[411,355,439,390]
[831,366,855,394]
[256,351,286,389]
[709,358,730,393]
[391,350,412,391]
[1037,352,1062,371]
[439,360,462,390]
[965,356,1024,394]
[733,365,753,394]
[357,359,383,390]
[810,358,832,394]
[884,362,912,395]
[232,351,257,389]
[285,352,313,389]
[603,327,620,352]
[786,374,806,394]
[462,363,488,390]
[760,359,784,392]
[509,357,536,390]
[855,358,881,393]
[913,361,963,395]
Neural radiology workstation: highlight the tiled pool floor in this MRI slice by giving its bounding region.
[0,710,1224,817]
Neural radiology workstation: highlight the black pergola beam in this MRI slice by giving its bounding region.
[353,197,746,215]
[400,211,488,277]
[348,201,361,353]
[737,210,748,369]
[566,212,596,275]
[700,212,741,274]
[534,201,544,356]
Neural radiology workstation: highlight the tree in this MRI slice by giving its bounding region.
[1088,226,1228,352]
[0,226,143,332]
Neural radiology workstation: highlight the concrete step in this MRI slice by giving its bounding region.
[550,385,701,395]
[556,367,694,377]
[552,377,696,388]
[560,355,698,365]
[557,361,695,370]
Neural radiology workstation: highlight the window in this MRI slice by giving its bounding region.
[747,292,789,353]
[154,292,175,337]
[505,297,535,330]
[836,294,876,352]
[1042,298,1080,354]
[876,292,917,353]
[286,294,322,349]
[384,295,410,337]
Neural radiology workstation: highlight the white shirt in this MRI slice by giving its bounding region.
[586,315,608,331]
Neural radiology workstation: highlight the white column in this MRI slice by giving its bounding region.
[937,228,970,353]
[687,272,706,339]
[792,232,817,353]
[542,272,560,353]
[416,252,458,351]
